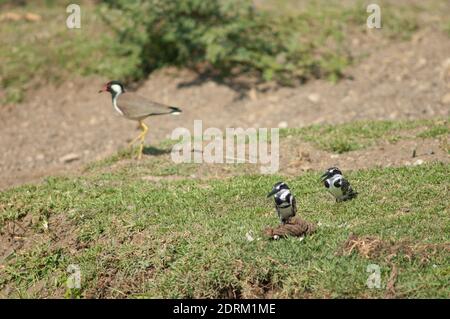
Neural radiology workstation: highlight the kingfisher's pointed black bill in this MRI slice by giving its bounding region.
[267,189,278,197]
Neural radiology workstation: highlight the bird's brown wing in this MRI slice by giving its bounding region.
[117,93,176,119]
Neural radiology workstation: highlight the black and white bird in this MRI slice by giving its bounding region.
[267,182,297,224]
[99,80,182,159]
[321,167,357,202]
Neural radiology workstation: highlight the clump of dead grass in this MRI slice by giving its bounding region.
[339,234,449,298]
[340,233,450,264]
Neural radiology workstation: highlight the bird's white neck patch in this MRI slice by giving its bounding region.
[112,91,123,115]
[328,174,343,190]
[279,189,290,200]
[330,174,343,182]
[110,84,123,94]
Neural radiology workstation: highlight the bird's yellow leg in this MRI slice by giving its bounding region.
[137,121,149,160]
[128,122,145,148]
[128,121,145,147]
[128,135,141,148]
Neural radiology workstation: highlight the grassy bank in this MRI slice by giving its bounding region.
[1,159,448,298]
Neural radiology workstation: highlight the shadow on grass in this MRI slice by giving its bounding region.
[143,146,172,156]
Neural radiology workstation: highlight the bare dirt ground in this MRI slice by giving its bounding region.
[0,28,449,189]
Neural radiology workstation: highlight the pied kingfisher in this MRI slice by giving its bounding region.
[321,167,357,202]
[267,182,297,224]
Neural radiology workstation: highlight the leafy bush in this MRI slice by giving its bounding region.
[100,0,354,85]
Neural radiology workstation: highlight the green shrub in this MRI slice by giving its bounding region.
[100,0,353,84]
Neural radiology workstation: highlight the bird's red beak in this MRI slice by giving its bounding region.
[98,84,108,93]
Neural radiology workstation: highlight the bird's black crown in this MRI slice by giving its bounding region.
[98,80,126,96]
[106,80,125,92]
[267,181,290,197]
[274,181,289,190]
[321,167,343,180]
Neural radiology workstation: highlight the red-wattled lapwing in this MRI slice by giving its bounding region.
[321,167,358,202]
[99,80,182,159]
[267,182,297,224]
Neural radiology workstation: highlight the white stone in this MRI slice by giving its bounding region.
[59,153,80,163]
[308,93,320,103]
[277,121,288,128]
[245,231,254,242]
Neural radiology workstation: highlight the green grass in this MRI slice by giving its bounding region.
[0,1,137,104]
[417,124,450,139]
[280,118,449,153]
[76,118,449,188]
[1,163,448,298]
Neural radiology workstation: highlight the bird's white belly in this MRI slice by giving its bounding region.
[327,176,344,198]
[328,184,343,198]
[278,206,293,219]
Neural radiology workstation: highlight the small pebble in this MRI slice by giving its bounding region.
[278,121,288,128]
[308,93,320,103]
[245,231,255,242]
[59,153,80,164]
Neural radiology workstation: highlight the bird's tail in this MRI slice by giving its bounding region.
[350,191,358,199]
[344,191,358,201]
[169,107,182,115]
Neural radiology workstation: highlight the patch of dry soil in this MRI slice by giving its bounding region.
[0,29,449,189]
